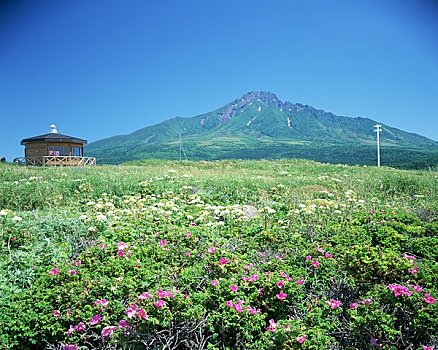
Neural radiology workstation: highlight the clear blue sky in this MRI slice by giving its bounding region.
[1,0,437,160]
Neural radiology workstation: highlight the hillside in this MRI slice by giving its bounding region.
[87,92,438,168]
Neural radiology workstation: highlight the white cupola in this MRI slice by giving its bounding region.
[50,124,58,134]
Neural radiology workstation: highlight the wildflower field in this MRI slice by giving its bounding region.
[0,159,437,350]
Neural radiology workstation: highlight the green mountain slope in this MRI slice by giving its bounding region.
[87,91,438,168]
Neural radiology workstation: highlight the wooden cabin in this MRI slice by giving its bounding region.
[19,125,96,166]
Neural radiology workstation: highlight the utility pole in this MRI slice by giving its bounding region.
[179,133,182,161]
[374,124,382,167]
[179,133,187,161]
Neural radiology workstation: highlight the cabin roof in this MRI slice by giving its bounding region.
[20,133,87,145]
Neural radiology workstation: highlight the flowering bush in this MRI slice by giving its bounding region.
[0,160,437,349]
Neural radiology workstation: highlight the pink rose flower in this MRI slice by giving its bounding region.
[138,292,153,300]
[326,299,342,309]
[267,319,279,332]
[246,306,256,315]
[138,308,148,319]
[66,325,75,336]
[49,268,59,276]
[296,335,307,343]
[117,242,127,250]
[74,322,86,332]
[90,314,101,325]
[52,309,61,317]
[388,284,413,297]
[101,326,117,338]
[219,257,229,265]
[94,298,109,308]
[232,303,243,313]
[64,344,78,350]
[408,266,419,274]
[276,291,288,301]
[118,319,129,328]
[350,303,358,310]
[424,293,436,304]
[154,300,166,309]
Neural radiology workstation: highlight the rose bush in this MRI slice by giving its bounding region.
[0,160,436,349]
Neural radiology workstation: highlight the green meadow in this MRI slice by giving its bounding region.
[0,160,437,349]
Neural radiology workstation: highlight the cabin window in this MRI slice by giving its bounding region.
[72,147,83,157]
[48,146,70,156]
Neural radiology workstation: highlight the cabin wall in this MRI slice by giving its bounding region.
[24,142,84,157]
[25,143,48,157]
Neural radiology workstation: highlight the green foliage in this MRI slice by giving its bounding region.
[0,160,437,349]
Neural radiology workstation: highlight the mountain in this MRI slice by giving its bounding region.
[87,91,438,168]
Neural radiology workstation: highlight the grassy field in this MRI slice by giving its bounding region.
[0,160,437,349]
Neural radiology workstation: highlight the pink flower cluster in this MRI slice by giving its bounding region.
[116,241,132,257]
[296,335,307,343]
[424,294,436,304]
[387,283,435,304]
[49,267,59,276]
[403,253,420,274]
[64,344,78,350]
[138,292,153,300]
[276,291,288,301]
[90,314,101,325]
[316,246,333,258]
[325,299,342,309]
[126,303,148,319]
[157,289,174,299]
[94,298,109,309]
[101,326,117,338]
[349,298,372,309]
[225,299,261,315]
[267,319,279,332]
[387,284,413,297]
[219,257,231,265]
[241,274,259,282]
[66,322,86,337]
[279,270,293,282]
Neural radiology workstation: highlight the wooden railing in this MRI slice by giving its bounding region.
[14,156,96,166]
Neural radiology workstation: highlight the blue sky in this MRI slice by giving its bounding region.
[1,0,437,160]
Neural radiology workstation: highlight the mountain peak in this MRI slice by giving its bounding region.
[87,91,438,167]
[240,91,280,103]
